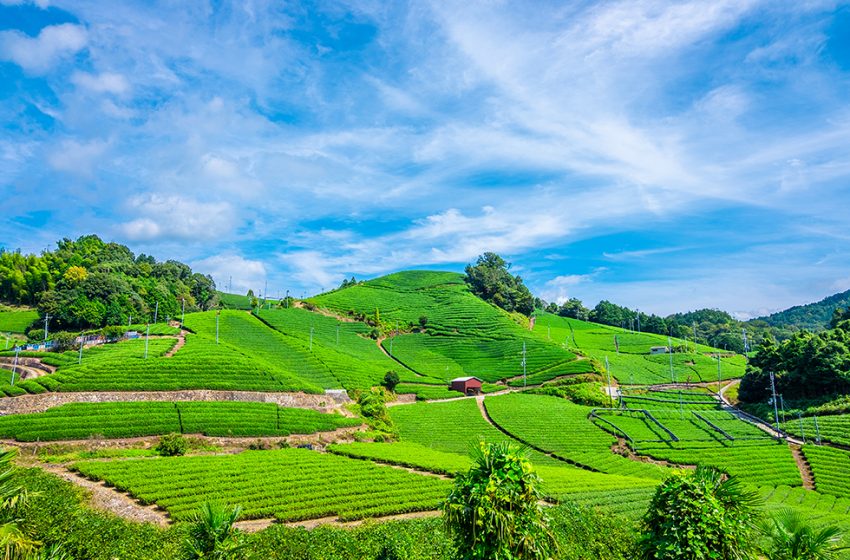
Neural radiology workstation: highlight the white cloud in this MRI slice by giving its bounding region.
[120,195,239,242]
[71,71,130,94]
[46,138,109,176]
[0,23,86,74]
[540,269,607,304]
[190,254,267,296]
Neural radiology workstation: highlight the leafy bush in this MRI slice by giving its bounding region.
[157,433,188,457]
[381,371,400,392]
[639,467,761,560]
[443,441,556,560]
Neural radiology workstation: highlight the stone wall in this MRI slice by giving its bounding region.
[0,389,352,416]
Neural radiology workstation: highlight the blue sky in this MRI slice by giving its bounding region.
[1,0,850,318]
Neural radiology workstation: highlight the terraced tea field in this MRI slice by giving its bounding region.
[310,271,582,383]
[781,414,850,446]
[0,401,360,441]
[73,448,450,522]
[531,313,746,385]
[803,445,850,497]
[0,309,39,333]
[1,335,323,394]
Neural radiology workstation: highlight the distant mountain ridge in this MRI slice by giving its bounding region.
[752,289,850,331]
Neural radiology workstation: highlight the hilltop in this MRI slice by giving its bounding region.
[751,288,850,332]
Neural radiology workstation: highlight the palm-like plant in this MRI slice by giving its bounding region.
[0,449,39,560]
[761,508,849,560]
[184,502,245,560]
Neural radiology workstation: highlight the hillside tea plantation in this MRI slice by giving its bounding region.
[0,401,360,441]
[73,448,451,522]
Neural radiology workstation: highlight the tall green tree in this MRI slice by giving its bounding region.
[443,442,556,560]
[464,253,535,316]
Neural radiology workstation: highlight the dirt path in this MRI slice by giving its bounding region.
[0,389,352,416]
[41,464,170,526]
[281,510,440,530]
[790,445,817,491]
[5,424,364,451]
[163,331,187,357]
[611,437,695,470]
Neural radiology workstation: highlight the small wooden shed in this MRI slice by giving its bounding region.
[449,376,483,396]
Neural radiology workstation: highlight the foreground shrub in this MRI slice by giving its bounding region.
[157,433,188,457]
[443,441,556,560]
[639,466,761,560]
[184,502,244,560]
[759,508,848,560]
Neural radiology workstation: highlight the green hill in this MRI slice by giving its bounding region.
[752,289,850,332]
[309,271,591,383]
[531,312,746,385]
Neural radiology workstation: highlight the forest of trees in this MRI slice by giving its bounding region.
[739,309,850,403]
[0,235,218,331]
[464,253,535,316]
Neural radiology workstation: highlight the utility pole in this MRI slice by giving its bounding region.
[668,337,675,383]
[181,298,185,328]
[154,301,159,324]
[605,356,613,407]
[769,371,780,439]
[264,279,268,309]
[636,311,641,333]
[716,353,722,393]
[128,315,132,328]
[336,323,340,346]
[10,347,18,386]
[814,416,821,444]
[215,312,220,344]
[78,338,84,364]
[285,290,289,308]
[692,322,698,350]
[521,342,527,387]
[43,313,51,342]
[144,324,150,359]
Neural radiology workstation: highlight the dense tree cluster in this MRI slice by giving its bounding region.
[739,318,850,403]
[756,289,850,332]
[464,253,535,316]
[0,235,218,330]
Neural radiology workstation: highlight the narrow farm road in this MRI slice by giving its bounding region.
[790,445,816,491]
[41,464,170,526]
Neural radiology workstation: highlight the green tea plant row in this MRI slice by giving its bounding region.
[531,313,745,385]
[388,398,562,468]
[0,310,39,333]
[386,333,577,383]
[802,445,850,497]
[126,324,182,336]
[185,311,339,389]
[73,448,450,522]
[760,485,850,530]
[594,409,771,444]
[326,441,659,516]
[256,308,435,389]
[24,335,323,394]
[483,393,666,480]
[506,359,597,387]
[311,271,583,383]
[0,401,361,441]
[781,414,850,447]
